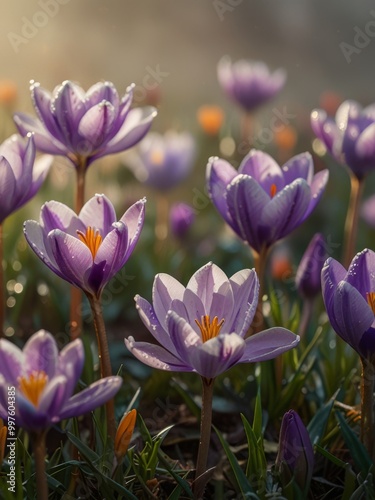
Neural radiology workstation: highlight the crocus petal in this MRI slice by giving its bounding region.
[0,156,16,221]
[228,269,259,337]
[78,101,116,148]
[59,376,123,420]
[14,112,68,155]
[97,107,157,158]
[125,337,192,371]
[303,169,329,219]
[85,81,120,109]
[281,152,314,185]
[345,248,375,298]
[24,220,62,274]
[79,193,117,235]
[167,311,203,367]
[0,339,23,384]
[23,330,58,379]
[41,200,84,235]
[17,393,50,430]
[38,374,68,418]
[310,110,338,154]
[189,334,246,379]
[186,262,229,312]
[206,156,238,226]
[239,150,285,193]
[356,123,375,159]
[261,179,311,241]
[331,281,373,352]
[53,81,86,149]
[119,198,146,257]
[48,230,92,289]
[226,174,271,251]
[240,328,299,362]
[152,273,185,327]
[58,339,84,396]
[321,257,347,332]
[31,83,62,139]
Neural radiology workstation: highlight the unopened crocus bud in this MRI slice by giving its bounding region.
[275,410,314,492]
[295,233,327,299]
[170,203,195,240]
[114,409,137,462]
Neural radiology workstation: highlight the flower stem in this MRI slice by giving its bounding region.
[69,160,87,340]
[32,430,48,500]
[249,245,269,336]
[0,223,4,338]
[87,293,116,441]
[343,175,364,268]
[193,377,214,498]
[360,356,375,461]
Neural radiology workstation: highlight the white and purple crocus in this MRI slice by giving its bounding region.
[23,194,146,299]
[125,262,299,380]
[217,56,286,113]
[207,150,329,254]
[311,100,375,180]
[14,80,157,168]
[0,330,122,431]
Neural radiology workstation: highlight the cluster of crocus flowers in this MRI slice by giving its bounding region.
[14,80,157,170]
[125,130,196,191]
[217,56,286,113]
[207,150,328,255]
[23,193,146,299]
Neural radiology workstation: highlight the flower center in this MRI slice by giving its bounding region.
[366,292,375,314]
[77,226,102,258]
[270,183,277,198]
[195,315,225,343]
[18,371,48,407]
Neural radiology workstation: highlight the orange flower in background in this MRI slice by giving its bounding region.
[114,409,137,462]
[197,105,224,136]
[274,125,297,152]
[0,80,17,107]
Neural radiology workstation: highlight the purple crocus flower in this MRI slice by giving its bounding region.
[207,150,329,254]
[170,202,195,239]
[311,100,375,180]
[126,130,196,190]
[295,233,327,299]
[125,262,299,379]
[14,80,157,168]
[322,248,375,358]
[275,409,314,492]
[0,330,122,431]
[23,194,145,298]
[362,195,375,228]
[217,56,286,112]
[0,133,51,223]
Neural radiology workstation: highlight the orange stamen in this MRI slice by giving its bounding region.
[77,226,102,258]
[195,315,225,343]
[270,183,277,198]
[18,371,48,407]
[366,292,375,314]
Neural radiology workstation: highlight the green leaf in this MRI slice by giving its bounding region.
[307,389,339,445]
[335,411,372,474]
[213,425,258,498]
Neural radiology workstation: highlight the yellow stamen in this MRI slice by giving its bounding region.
[366,292,375,314]
[18,371,48,407]
[270,183,277,198]
[77,226,102,258]
[195,315,225,343]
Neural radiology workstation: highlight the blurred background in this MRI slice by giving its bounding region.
[1,0,375,345]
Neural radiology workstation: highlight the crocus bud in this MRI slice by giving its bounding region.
[170,203,195,240]
[275,410,314,492]
[295,233,327,299]
[114,409,137,462]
